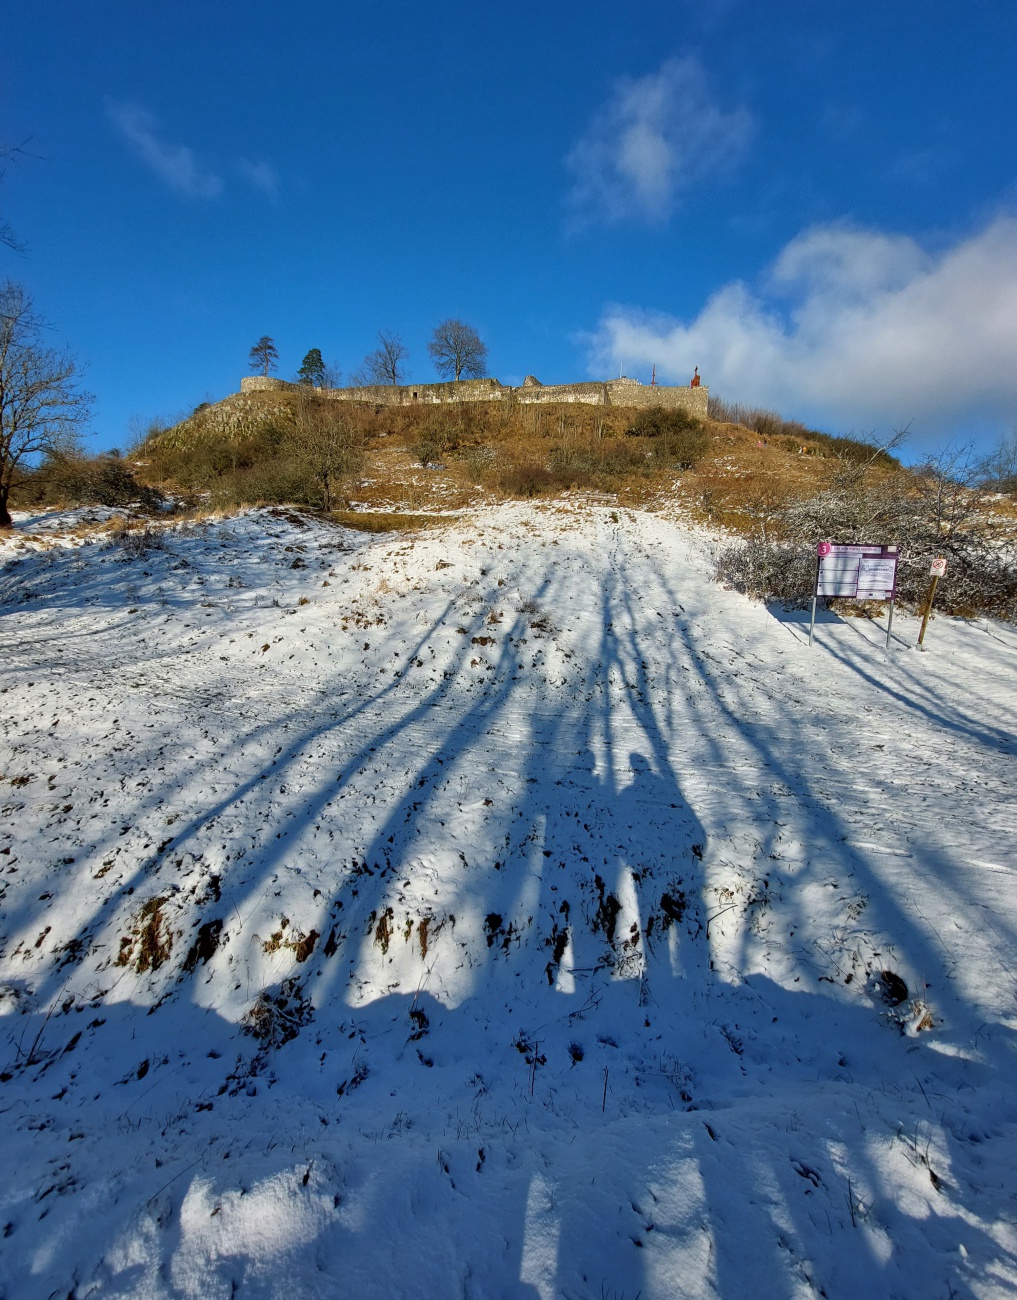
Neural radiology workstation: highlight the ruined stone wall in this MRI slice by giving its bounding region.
[606,378,709,417]
[326,377,510,406]
[239,372,708,414]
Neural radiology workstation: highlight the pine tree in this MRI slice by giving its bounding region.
[248,336,279,378]
[297,348,327,387]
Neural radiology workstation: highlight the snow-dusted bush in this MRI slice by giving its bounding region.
[716,474,1017,621]
[108,523,166,559]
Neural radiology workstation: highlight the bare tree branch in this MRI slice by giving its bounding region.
[361,331,408,386]
[0,139,34,255]
[0,281,92,526]
[427,319,487,382]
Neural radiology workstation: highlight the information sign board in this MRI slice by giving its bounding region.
[815,543,898,601]
[930,556,947,577]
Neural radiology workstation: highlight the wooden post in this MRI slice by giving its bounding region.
[885,597,895,650]
[917,576,939,649]
[917,558,947,650]
[601,1068,608,1113]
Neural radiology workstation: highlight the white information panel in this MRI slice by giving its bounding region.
[816,543,898,600]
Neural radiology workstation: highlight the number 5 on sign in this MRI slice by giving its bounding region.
[918,558,947,648]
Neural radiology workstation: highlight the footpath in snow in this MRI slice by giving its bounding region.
[1,501,1015,1300]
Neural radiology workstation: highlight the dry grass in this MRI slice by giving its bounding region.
[115,897,173,973]
[331,509,448,533]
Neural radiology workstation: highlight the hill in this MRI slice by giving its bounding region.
[1,501,1016,1297]
[135,384,895,517]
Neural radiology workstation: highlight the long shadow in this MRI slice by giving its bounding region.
[625,530,1017,1292]
[2,514,1015,1298]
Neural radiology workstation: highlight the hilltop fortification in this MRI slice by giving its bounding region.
[240,372,709,417]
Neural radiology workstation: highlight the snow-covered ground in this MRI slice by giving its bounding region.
[1,502,1015,1300]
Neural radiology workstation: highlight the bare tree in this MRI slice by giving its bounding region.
[289,394,364,513]
[0,282,91,527]
[1,139,30,255]
[427,319,487,382]
[978,428,1017,493]
[248,335,279,378]
[362,331,408,386]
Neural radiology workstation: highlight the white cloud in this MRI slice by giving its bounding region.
[565,57,753,226]
[105,99,223,199]
[586,217,1017,438]
[236,158,279,199]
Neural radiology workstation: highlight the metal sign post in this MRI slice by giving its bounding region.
[917,557,948,650]
[808,549,824,647]
[810,542,900,649]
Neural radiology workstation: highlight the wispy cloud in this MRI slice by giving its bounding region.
[565,57,753,227]
[105,99,223,199]
[236,158,279,199]
[586,217,1017,438]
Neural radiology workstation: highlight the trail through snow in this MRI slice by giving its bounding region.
[1,502,1015,1299]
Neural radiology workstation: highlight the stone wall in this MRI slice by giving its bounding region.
[239,372,708,416]
[240,375,286,394]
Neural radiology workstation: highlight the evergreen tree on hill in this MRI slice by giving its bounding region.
[297,348,326,388]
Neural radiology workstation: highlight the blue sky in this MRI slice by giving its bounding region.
[3,0,1016,456]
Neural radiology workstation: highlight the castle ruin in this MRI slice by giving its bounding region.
[240,372,708,417]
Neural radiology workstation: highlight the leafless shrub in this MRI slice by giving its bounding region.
[108,523,165,559]
[30,451,164,511]
[289,394,364,512]
[498,463,562,497]
[716,447,1017,620]
[243,978,313,1048]
[413,411,460,467]
[977,428,1017,495]
[715,538,815,605]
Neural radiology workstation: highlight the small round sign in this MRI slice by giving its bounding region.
[817,542,832,556]
[930,556,947,577]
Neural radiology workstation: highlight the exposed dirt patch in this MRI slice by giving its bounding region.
[115,897,173,974]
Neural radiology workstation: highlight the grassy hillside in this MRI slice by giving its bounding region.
[134,387,888,519]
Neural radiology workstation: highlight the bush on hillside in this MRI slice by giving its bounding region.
[497,463,561,497]
[15,451,164,511]
[625,407,709,469]
[136,394,366,514]
[288,397,364,512]
[413,412,461,468]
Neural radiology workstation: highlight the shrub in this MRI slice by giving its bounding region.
[108,524,166,559]
[19,452,164,511]
[626,407,708,469]
[498,464,559,497]
[715,478,1017,621]
[715,539,815,605]
[412,412,460,468]
[628,406,699,437]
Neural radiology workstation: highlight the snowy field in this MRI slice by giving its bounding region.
[1,501,1015,1300]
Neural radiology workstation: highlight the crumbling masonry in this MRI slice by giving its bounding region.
[240,372,709,417]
